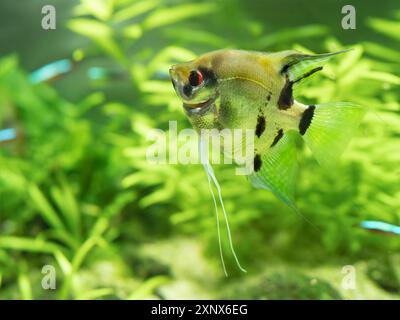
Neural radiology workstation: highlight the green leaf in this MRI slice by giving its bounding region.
[146,46,196,76]
[51,178,81,241]
[143,3,216,30]
[68,18,111,38]
[337,45,363,75]
[72,236,101,271]
[363,42,400,63]
[0,54,18,77]
[74,0,114,21]
[76,288,114,300]
[0,236,60,253]
[54,250,72,276]
[122,24,143,39]
[362,71,400,85]
[18,273,33,300]
[256,25,328,49]
[368,17,400,41]
[28,184,66,232]
[165,28,230,47]
[78,92,106,114]
[68,19,127,65]
[113,0,159,23]
[127,276,170,299]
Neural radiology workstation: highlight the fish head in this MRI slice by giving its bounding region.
[169,59,218,115]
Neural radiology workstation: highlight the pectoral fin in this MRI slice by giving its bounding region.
[249,131,298,209]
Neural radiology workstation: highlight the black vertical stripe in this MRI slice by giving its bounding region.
[254,154,262,172]
[255,115,266,138]
[277,78,293,110]
[270,129,284,147]
[293,67,323,83]
[299,105,316,135]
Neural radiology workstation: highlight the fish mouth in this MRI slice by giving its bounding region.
[183,94,217,115]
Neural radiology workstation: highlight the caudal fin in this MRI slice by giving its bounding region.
[300,102,365,167]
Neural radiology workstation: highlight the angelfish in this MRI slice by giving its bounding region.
[169,49,365,274]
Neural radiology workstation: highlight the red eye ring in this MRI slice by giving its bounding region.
[188,69,203,87]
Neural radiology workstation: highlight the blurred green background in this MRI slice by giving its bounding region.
[0,0,400,299]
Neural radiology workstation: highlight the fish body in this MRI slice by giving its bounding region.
[30,59,73,84]
[170,49,365,207]
[171,50,303,146]
[359,220,400,236]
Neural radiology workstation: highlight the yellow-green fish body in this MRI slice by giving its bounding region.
[170,49,364,207]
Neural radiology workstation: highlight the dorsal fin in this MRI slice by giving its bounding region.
[280,49,352,83]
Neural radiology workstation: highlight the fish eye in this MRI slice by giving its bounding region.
[188,69,203,87]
